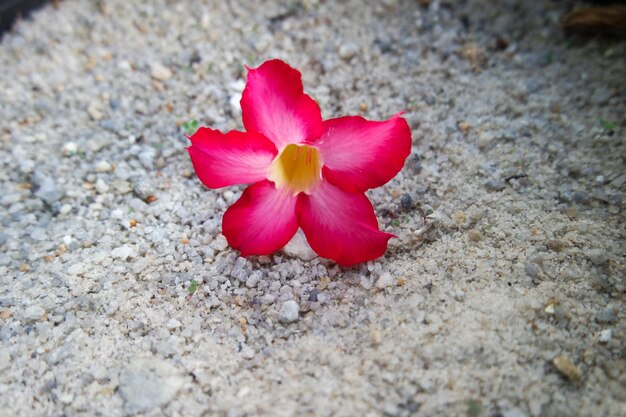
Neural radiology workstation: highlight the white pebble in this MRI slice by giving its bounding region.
[166,318,182,330]
[239,343,255,359]
[95,178,110,193]
[223,190,235,202]
[23,305,46,321]
[95,160,113,173]
[62,142,78,156]
[112,245,136,260]
[599,329,612,343]
[375,272,394,289]
[68,263,84,275]
[210,235,229,252]
[150,63,173,81]
[477,132,493,149]
[229,93,242,115]
[338,42,358,60]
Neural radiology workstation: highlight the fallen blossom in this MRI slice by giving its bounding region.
[187,59,411,266]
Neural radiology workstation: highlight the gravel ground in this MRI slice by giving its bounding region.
[1,1,624,416]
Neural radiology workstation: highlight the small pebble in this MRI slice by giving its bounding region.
[524,262,541,278]
[546,239,569,252]
[23,305,45,321]
[245,272,260,288]
[95,160,113,173]
[595,307,617,324]
[485,179,506,191]
[599,329,612,343]
[552,355,582,382]
[239,344,255,359]
[452,211,467,224]
[166,318,182,330]
[33,171,64,204]
[400,193,412,209]
[59,204,72,215]
[282,230,317,261]
[111,245,136,260]
[477,132,493,149]
[95,178,109,193]
[338,42,358,60]
[87,102,104,121]
[210,235,229,252]
[369,329,382,346]
[457,121,471,132]
[67,263,84,275]
[453,290,465,302]
[375,272,394,289]
[62,142,78,156]
[467,230,483,242]
[278,300,300,323]
[150,63,173,80]
[584,249,608,266]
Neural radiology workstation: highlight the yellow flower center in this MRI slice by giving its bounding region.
[268,144,322,195]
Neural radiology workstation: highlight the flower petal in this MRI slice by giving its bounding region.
[241,59,323,150]
[222,180,298,256]
[313,114,411,193]
[297,181,394,266]
[187,128,277,188]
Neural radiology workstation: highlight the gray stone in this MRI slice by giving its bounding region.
[595,307,617,324]
[32,171,64,204]
[245,272,261,288]
[485,179,506,191]
[524,262,541,278]
[585,249,608,266]
[278,300,300,323]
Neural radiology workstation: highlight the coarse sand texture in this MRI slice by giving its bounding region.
[0,1,624,416]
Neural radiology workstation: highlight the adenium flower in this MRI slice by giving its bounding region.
[187,59,411,266]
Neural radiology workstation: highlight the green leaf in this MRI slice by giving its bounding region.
[599,118,618,132]
[182,119,199,135]
[466,399,481,417]
[188,279,198,295]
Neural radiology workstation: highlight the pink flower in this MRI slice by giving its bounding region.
[187,59,411,266]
